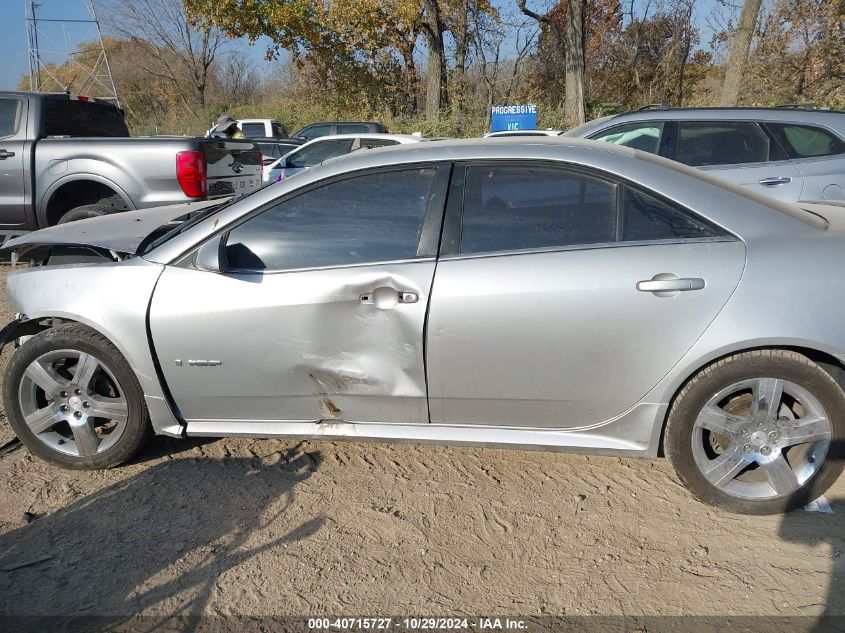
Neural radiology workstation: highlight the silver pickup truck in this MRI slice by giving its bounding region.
[0,92,262,230]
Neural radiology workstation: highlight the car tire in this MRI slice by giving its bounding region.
[3,323,153,469]
[58,203,120,224]
[665,349,845,514]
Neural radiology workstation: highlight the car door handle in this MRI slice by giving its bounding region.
[0,150,15,159]
[637,274,705,296]
[360,287,418,309]
[758,177,792,186]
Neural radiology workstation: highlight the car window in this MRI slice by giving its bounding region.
[43,99,129,137]
[225,168,437,271]
[240,122,266,138]
[0,99,22,137]
[288,139,354,169]
[766,123,845,159]
[271,121,287,137]
[338,124,372,134]
[358,138,399,150]
[257,143,281,159]
[622,186,723,242]
[460,165,617,254]
[297,124,333,140]
[675,121,784,166]
[591,122,663,154]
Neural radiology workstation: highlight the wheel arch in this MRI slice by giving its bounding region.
[39,175,134,227]
[655,342,845,457]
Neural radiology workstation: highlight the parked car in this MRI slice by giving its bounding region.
[0,92,262,230]
[3,138,845,515]
[485,129,563,137]
[235,119,288,139]
[252,137,305,168]
[264,133,422,183]
[292,121,388,141]
[564,105,845,203]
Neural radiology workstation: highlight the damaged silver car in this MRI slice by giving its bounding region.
[2,138,845,514]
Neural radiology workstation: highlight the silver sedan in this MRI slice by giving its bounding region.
[2,138,844,514]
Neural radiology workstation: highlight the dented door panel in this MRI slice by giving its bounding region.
[149,262,435,424]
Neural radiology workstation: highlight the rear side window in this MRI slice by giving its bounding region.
[225,168,437,271]
[591,122,663,154]
[460,165,617,254]
[622,187,722,241]
[766,123,845,159]
[0,99,22,137]
[288,139,354,168]
[240,122,266,138]
[675,121,784,166]
[338,124,372,134]
[43,99,129,137]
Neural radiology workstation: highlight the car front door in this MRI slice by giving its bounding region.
[670,121,804,202]
[426,162,746,428]
[0,97,28,227]
[149,164,449,425]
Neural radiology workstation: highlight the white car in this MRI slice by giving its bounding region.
[484,129,563,138]
[264,134,424,183]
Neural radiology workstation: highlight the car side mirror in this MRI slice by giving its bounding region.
[195,236,224,272]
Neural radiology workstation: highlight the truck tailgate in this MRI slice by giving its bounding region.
[204,140,262,198]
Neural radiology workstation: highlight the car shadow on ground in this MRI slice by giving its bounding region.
[779,486,845,631]
[0,443,324,632]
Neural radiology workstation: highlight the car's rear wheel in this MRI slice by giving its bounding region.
[3,324,152,469]
[665,349,845,514]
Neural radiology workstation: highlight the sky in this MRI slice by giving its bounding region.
[0,0,731,93]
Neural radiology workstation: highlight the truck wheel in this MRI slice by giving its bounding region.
[3,323,153,469]
[58,203,121,224]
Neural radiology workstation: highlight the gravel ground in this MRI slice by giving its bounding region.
[0,264,843,629]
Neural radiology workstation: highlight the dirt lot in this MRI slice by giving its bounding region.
[0,265,844,630]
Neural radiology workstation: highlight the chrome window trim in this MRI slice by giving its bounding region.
[209,256,436,276]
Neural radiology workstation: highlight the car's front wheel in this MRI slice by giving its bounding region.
[665,349,845,514]
[3,324,152,469]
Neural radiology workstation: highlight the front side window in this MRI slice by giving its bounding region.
[675,121,783,166]
[460,165,617,254]
[766,123,845,159]
[287,139,354,168]
[0,99,22,137]
[298,124,332,140]
[591,122,663,154]
[225,168,437,271]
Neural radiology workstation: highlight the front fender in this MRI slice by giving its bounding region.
[5,258,183,437]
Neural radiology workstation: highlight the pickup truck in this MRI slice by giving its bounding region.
[0,92,262,230]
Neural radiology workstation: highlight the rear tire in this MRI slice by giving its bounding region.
[665,349,845,514]
[3,324,152,469]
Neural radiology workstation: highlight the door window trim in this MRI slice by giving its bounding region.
[439,159,736,260]
[184,162,451,275]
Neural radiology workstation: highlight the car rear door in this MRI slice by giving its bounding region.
[425,162,746,428]
[0,97,28,226]
[149,164,449,426]
[764,122,845,202]
[669,121,804,202]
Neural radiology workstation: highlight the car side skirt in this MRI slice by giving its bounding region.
[184,402,667,458]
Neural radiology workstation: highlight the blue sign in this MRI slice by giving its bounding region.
[490,104,538,132]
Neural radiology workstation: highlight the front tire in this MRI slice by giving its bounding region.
[665,349,845,514]
[3,324,152,469]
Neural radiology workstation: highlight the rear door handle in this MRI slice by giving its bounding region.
[637,274,705,297]
[0,150,15,159]
[360,287,418,309]
[758,177,792,186]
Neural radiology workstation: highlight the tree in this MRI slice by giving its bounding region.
[518,0,587,128]
[105,0,224,114]
[719,0,763,106]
